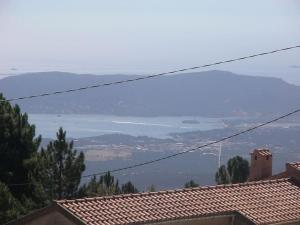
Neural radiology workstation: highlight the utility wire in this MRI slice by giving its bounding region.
[81,108,300,178]
[7,107,300,186]
[2,45,300,102]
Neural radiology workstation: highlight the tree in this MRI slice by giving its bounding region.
[215,165,230,185]
[121,181,138,194]
[81,172,140,197]
[0,94,42,217]
[98,171,120,195]
[0,96,86,223]
[0,182,25,224]
[39,127,85,199]
[78,176,98,197]
[82,172,120,197]
[184,180,199,188]
[147,184,156,192]
[215,156,249,184]
[0,95,41,199]
[227,156,249,183]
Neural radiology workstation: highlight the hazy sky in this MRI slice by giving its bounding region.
[0,0,300,83]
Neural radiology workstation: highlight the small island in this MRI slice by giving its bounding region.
[182,119,200,124]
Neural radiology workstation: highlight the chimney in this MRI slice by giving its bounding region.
[249,148,272,181]
[286,162,300,181]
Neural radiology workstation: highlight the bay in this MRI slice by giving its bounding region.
[28,114,226,139]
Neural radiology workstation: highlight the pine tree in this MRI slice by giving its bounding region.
[0,95,85,222]
[121,181,138,194]
[0,94,41,208]
[40,127,85,199]
[82,172,126,197]
[97,171,120,196]
[184,180,199,188]
[0,182,25,224]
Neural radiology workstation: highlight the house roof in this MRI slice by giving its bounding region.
[56,178,300,225]
[267,171,289,180]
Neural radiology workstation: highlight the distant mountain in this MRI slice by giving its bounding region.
[1,70,300,117]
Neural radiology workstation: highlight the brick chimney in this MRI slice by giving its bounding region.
[286,162,300,181]
[249,149,272,181]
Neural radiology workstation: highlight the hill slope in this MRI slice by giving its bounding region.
[1,70,299,117]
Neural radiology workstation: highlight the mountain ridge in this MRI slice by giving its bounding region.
[1,70,299,117]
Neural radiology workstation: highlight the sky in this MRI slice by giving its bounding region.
[0,0,300,84]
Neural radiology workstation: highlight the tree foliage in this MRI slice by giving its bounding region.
[0,94,41,201]
[38,127,85,199]
[80,172,120,197]
[0,182,25,224]
[0,94,43,221]
[0,94,87,222]
[215,165,230,185]
[121,181,138,194]
[147,184,156,192]
[227,156,249,183]
[184,180,199,188]
[215,156,249,185]
[0,94,140,223]
[80,172,139,197]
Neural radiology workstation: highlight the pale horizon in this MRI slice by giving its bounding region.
[0,0,300,84]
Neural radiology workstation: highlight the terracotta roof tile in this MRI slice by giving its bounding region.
[56,178,300,225]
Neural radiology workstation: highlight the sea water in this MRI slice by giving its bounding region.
[28,114,225,139]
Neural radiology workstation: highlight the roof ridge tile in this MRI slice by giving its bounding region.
[55,178,291,205]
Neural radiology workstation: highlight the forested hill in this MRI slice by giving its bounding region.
[1,70,300,117]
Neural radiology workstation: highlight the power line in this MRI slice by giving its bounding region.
[7,107,300,186]
[2,45,300,102]
[81,108,300,178]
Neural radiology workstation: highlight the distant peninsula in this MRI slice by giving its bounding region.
[1,70,299,117]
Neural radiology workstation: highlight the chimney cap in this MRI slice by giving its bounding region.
[251,148,272,156]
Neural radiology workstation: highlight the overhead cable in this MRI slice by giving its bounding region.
[2,45,300,102]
